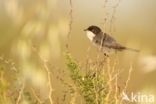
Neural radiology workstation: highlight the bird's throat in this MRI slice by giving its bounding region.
[86,31,95,41]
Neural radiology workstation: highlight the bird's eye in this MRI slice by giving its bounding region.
[92,29,96,33]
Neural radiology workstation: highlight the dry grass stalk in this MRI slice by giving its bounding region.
[70,86,77,104]
[66,0,73,49]
[16,82,25,104]
[31,88,43,104]
[105,58,113,104]
[32,47,54,104]
[119,65,133,104]
[115,72,119,104]
[124,65,133,92]
[43,61,54,104]
[109,0,122,33]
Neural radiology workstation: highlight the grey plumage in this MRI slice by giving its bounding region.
[84,25,139,55]
[93,32,126,50]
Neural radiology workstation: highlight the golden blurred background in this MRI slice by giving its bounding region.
[0,0,156,104]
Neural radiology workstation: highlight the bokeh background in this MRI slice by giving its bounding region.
[0,0,156,104]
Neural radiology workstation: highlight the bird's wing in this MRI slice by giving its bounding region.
[103,33,116,43]
[93,32,125,50]
[93,33,138,52]
[93,33,114,47]
[103,33,125,50]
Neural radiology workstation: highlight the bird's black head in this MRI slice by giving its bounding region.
[84,25,102,35]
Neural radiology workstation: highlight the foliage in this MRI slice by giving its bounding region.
[65,52,121,104]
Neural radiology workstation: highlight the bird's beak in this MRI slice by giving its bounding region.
[84,29,87,31]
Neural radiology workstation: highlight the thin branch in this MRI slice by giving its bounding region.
[115,69,119,104]
[120,65,133,104]
[16,82,25,104]
[124,65,133,92]
[66,0,73,49]
[31,88,43,104]
[105,58,112,104]
[43,61,54,104]
[109,0,122,33]
[102,0,108,31]
[32,47,54,104]
[70,86,77,104]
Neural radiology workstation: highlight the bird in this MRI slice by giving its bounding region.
[84,25,139,56]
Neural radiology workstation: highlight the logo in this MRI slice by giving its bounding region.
[122,92,155,103]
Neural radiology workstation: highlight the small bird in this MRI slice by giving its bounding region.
[84,25,139,56]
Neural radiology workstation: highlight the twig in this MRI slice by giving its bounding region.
[115,69,119,104]
[31,88,43,104]
[16,82,25,104]
[120,65,133,104]
[124,65,133,92]
[109,0,122,33]
[102,0,108,31]
[32,47,54,104]
[105,58,112,104]
[43,61,54,104]
[70,86,77,104]
[66,0,73,49]
[93,66,99,104]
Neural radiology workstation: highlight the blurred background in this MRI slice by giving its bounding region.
[0,0,156,103]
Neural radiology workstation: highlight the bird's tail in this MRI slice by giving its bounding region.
[125,47,140,52]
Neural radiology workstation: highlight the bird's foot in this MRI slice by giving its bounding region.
[104,53,109,57]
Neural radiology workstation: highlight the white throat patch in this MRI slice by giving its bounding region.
[86,31,95,41]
